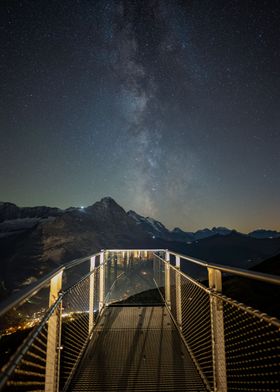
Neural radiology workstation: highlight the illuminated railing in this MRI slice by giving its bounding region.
[0,249,279,392]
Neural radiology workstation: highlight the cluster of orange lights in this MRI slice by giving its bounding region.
[2,318,41,336]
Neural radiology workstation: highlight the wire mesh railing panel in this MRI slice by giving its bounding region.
[180,273,214,389]
[105,252,158,305]
[180,257,208,284]
[94,268,100,318]
[1,301,61,392]
[153,256,165,300]
[62,260,90,291]
[105,253,126,304]
[221,295,280,391]
[170,267,177,321]
[107,252,127,274]
[60,274,91,391]
[0,285,51,373]
[4,325,48,391]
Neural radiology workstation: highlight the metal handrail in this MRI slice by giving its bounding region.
[167,251,280,285]
[105,248,166,252]
[64,252,102,270]
[153,252,280,328]
[63,264,102,295]
[1,248,279,319]
[0,266,65,318]
[0,293,63,390]
[0,258,105,392]
[153,252,209,292]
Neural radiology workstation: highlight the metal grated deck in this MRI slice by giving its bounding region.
[68,306,207,391]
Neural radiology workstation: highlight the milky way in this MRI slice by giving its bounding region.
[0,0,280,231]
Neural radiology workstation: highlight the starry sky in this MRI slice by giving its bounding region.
[1,0,280,232]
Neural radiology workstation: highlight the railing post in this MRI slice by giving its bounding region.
[114,253,118,280]
[99,251,105,312]
[208,268,227,392]
[45,270,63,392]
[89,256,96,334]
[165,250,171,308]
[127,250,130,272]
[153,253,157,283]
[175,255,182,330]
[122,251,126,272]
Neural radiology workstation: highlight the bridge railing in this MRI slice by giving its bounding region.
[0,249,161,391]
[153,251,280,392]
[0,249,280,392]
[0,252,99,392]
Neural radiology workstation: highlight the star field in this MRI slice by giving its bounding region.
[0,0,280,231]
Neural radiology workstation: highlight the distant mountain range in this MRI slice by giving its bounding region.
[0,197,280,299]
[127,209,280,241]
[1,200,279,241]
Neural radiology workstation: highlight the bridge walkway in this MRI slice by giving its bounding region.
[69,305,207,392]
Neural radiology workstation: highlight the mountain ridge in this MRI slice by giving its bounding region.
[1,197,280,300]
[1,198,279,239]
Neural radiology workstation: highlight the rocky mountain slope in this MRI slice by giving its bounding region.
[0,198,156,298]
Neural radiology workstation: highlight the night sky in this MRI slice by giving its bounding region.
[1,0,280,232]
